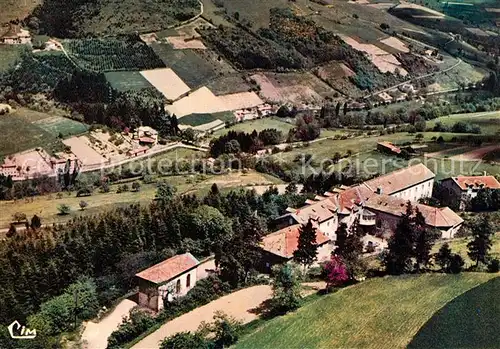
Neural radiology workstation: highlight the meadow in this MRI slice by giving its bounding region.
[0,108,88,156]
[236,273,498,349]
[426,110,500,135]
[212,118,294,138]
[179,112,235,127]
[0,0,40,23]
[0,45,25,71]
[104,71,154,92]
[0,169,282,230]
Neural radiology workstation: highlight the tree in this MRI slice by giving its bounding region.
[334,219,365,279]
[285,182,298,194]
[57,204,71,215]
[449,254,464,274]
[182,128,197,143]
[160,332,210,349]
[383,203,417,274]
[155,182,176,203]
[224,139,241,154]
[293,219,318,270]
[269,264,302,315]
[79,201,88,211]
[30,214,42,230]
[12,212,27,223]
[324,255,349,289]
[6,224,16,238]
[197,311,242,349]
[413,210,440,272]
[434,243,453,272]
[467,216,494,267]
[132,182,141,192]
[189,205,233,253]
[487,259,500,273]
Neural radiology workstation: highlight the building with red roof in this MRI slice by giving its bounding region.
[441,175,500,210]
[260,224,333,271]
[135,253,215,311]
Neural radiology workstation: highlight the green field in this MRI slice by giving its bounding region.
[179,111,235,127]
[408,277,500,349]
[0,45,25,71]
[0,108,88,156]
[104,71,153,92]
[236,273,498,349]
[34,116,89,137]
[427,111,500,135]
[212,117,294,137]
[150,43,217,88]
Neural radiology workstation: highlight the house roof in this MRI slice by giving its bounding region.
[290,200,337,224]
[135,253,199,284]
[378,141,401,154]
[363,164,435,195]
[261,224,330,259]
[139,137,156,143]
[329,184,376,214]
[446,176,500,191]
[365,195,463,228]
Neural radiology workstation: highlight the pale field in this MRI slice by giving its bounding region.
[62,136,107,166]
[167,36,206,49]
[140,68,190,100]
[167,87,227,117]
[380,36,410,53]
[341,36,408,75]
[450,145,500,161]
[218,91,264,110]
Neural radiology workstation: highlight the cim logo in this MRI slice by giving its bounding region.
[8,320,37,339]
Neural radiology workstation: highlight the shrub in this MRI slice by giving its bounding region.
[57,204,71,215]
[487,258,500,273]
[449,254,464,274]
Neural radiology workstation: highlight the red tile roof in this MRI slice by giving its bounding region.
[261,224,330,259]
[292,200,337,224]
[363,163,435,195]
[135,253,199,284]
[448,176,500,191]
[365,195,463,228]
[378,141,401,154]
[139,137,156,143]
[328,184,376,214]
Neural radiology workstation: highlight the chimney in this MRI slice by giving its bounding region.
[376,187,383,195]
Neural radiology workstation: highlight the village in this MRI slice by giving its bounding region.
[0,0,499,348]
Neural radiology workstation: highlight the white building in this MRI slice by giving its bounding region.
[135,253,215,311]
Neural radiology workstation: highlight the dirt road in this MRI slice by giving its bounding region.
[132,282,325,349]
[81,299,137,349]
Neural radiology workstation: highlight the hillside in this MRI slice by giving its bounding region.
[0,0,40,23]
[29,0,200,38]
[236,273,498,349]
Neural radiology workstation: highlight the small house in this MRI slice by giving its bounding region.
[135,253,200,312]
[441,176,500,210]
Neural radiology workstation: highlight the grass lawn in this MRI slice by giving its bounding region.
[433,233,500,266]
[426,111,500,135]
[212,118,294,138]
[236,273,498,349]
[408,277,500,349]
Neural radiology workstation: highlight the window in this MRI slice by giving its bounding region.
[186,274,191,288]
[176,279,181,293]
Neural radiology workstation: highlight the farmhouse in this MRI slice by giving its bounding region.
[377,92,393,104]
[136,126,159,145]
[0,24,30,44]
[259,224,332,272]
[135,253,215,312]
[441,176,500,210]
[377,141,401,155]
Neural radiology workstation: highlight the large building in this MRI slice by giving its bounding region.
[273,164,463,242]
[259,224,332,272]
[135,253,215,311]
[441,175,500,210]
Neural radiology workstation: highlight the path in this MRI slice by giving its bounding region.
[450,144,500,161]
[363,58,462,99]
[81,299,137,349]
[132,282,325,349]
